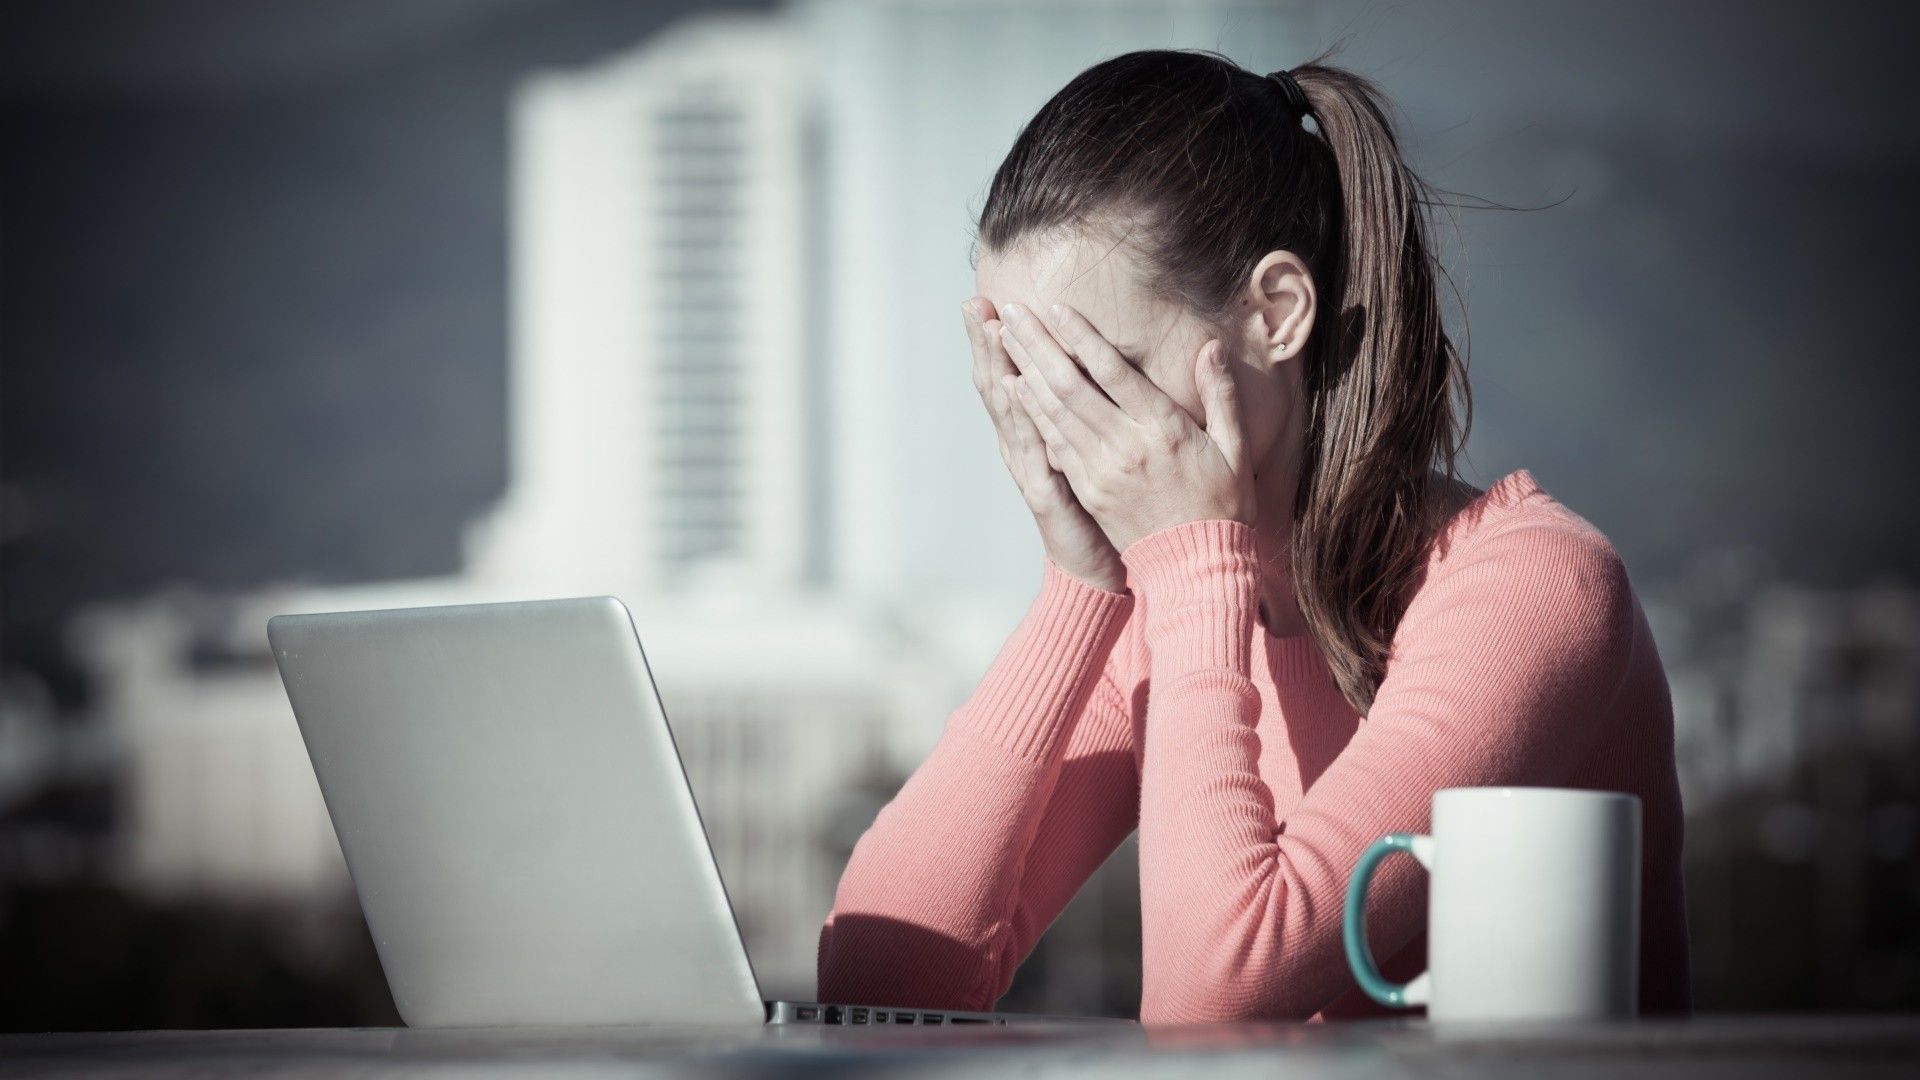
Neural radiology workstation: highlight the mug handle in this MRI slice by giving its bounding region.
[1343,832,1436,1008]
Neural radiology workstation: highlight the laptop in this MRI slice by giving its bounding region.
[268,595,1126,1028]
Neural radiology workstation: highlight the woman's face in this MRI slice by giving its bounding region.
[973,228,1301,477]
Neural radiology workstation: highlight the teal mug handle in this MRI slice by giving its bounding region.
[1343,833,1435,1008]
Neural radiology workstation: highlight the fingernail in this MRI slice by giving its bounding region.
[999,325,1017,348]
[1210,342,1227,368]
[1002,302,1025,325]
[1047,304,1066,327]
[961,299,979,321]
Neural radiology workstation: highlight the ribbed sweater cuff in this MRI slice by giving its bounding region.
[1120,518,1261,676]
[951,557,1133,762]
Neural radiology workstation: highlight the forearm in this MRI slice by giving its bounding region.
[818,724,1061,1010]
[817,559,1132,1009]
[1122,519,1303,1021]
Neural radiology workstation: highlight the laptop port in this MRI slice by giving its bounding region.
[894,1012,916,1025]
[849,1008,868,1024]
[795,1006,819,1022]
[872,1011,888,1022]
[824,1006,844,1025]
[922,1013,945,1025]
[949,1017,989,1025]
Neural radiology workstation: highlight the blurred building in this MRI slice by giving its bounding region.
[1651,555,1920,812]
[1648,561,1920,1009]
[476,12,813,599]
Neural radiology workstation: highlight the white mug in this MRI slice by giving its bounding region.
[1343,786,1642,1022]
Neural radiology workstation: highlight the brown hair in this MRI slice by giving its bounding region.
[976,47,1472,713]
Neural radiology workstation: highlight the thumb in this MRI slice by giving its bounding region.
[1197,340,1245,471]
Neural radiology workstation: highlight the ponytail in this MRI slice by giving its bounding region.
[1285,60,1470,712]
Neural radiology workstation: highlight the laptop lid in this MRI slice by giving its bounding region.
[268,596,765,1027]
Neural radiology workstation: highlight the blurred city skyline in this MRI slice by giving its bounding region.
[5,1,1920,690]
[2,0,1917,1028]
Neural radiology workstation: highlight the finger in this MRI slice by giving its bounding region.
[999,374,1043,455]
[1010,374,1090,492]
[981,315,1026,450]
[1005,374,1060,474]
[961,297,999,398]
[998,318,1103,460]
[991,387,1014,465]
[1043,302,1177,423]
[980,331,1031,450]
[997,375,1053,487]
[989,379,1024,446]
[981,316,1018,383]
[1196,340,1246,472]
[998,378,1059,495]
[999,303,1122,433]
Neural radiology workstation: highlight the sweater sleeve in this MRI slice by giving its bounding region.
[1120,515,1638,1024]
[815,557,1139,1010]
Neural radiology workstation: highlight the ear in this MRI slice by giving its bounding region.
[1237,249,1315,365]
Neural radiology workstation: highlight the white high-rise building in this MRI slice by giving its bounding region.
[471,13,813,601]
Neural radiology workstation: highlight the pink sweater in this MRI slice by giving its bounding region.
[816,469,1691,1022]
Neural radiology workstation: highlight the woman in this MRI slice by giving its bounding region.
[815,48,1690,1023]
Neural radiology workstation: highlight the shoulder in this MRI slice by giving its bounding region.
[1369,473,1663,779]
[1399,469,1637,658]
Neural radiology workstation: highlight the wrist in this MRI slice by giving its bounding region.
[1109,502,1245,557]
[1043,553,1127,596]
[1119,518,1262,674]
[1119,518,1262,608]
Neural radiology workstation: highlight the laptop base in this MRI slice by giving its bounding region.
[765,1001,1131,1027]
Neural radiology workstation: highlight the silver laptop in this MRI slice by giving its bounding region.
[268,596,1124,1028]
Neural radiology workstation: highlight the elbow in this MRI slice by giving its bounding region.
[1140,953,1332,1024]
[814,918,855,1004]
[1139,905,1273,1023]
[815,911,1003,1011]
[1140,959,1321,1025]
[1138,864,1326,1023]
[1139,979,1246,1026]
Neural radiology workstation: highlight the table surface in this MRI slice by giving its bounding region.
[3,1013,1917,1078]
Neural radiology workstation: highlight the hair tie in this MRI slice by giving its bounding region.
[1265,68,1311,122]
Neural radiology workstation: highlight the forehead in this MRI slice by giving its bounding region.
[974,230,1155,329]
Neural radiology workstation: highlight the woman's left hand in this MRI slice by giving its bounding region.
[995,301,1256,555]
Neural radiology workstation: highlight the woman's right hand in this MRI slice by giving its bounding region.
[962,296,1127,594]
